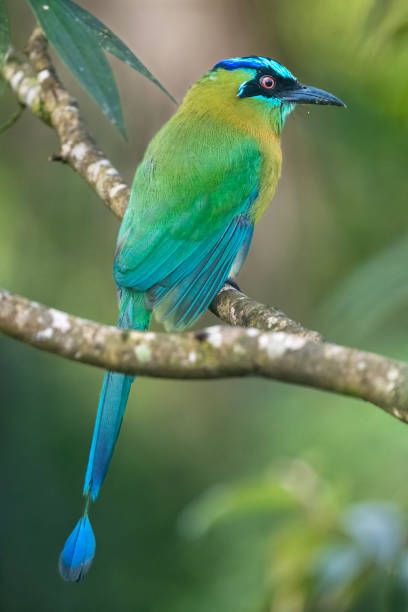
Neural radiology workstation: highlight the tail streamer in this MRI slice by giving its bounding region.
[59,290,151,581]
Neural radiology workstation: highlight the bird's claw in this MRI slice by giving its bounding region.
[225,277,241,292]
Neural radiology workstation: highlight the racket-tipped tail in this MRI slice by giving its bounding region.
[59,514,96,582]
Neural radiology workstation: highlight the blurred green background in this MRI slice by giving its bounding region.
[1,0,408,610]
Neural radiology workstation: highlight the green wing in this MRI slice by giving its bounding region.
[114,113,261,329]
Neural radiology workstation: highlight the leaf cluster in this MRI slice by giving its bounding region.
[0,0,175,137]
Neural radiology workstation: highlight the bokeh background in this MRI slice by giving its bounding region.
[2,0,408,610]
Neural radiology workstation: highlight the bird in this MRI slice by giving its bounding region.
[59,55,345,581]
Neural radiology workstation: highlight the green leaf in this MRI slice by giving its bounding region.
[57,0,176,104]
[28,0,126,137]
[0,75,7,97]
[0,0,10,69]
[319,234,408,341]
[179,476,298,539]
[0,102,24,135]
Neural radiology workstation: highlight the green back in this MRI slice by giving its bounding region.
[114,109,261,290]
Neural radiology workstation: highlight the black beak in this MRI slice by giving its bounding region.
[281,83,346,107]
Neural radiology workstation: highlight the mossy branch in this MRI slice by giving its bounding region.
[2,289,408,424]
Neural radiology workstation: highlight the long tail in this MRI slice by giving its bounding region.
[59,289,151,581]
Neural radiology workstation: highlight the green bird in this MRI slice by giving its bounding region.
[59,55,345,581]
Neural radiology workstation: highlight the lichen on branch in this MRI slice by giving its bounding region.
[2,289,408,425]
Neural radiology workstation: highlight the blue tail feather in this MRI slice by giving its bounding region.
[59,516,95,582]
[84,371,133,500]
[59,289,151,581]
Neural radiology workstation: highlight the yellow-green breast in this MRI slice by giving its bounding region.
[182,68,283,224]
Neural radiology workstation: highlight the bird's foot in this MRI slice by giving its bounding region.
[225,277,241,292]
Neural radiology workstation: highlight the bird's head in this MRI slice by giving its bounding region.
[185,56,345,135]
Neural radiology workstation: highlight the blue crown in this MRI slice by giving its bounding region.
[212,56,295,80]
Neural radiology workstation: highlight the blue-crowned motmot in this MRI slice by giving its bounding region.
[59,55,345,581]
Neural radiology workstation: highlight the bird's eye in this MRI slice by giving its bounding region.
[260,75,275,90]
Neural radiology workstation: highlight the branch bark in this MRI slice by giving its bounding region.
[210,285,322,341]
[3,29,129,218]
[2,289,408,424]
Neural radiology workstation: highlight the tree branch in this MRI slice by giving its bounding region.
[2,289,408,424]
[210,285,322,341]
[3,29,129,218]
